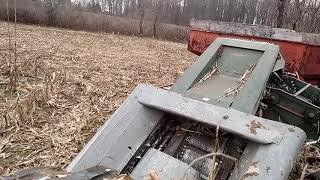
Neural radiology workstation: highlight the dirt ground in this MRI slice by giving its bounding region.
[0,21,197,174]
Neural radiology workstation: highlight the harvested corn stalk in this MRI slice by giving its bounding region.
[196,62,220,86]
[0,22,197,175]
[224,64,256,97]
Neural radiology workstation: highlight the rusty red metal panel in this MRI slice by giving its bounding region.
[301,46,320,77]
[188,31,219,55]
[274,41,306,73]
[188,30,320,85]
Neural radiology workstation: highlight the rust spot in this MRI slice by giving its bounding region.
[248,120,265,134]
[252,161,259,166]
[148,170,159,180]
[240,161,260,180]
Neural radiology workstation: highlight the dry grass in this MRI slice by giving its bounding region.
[290,143,320,179]
[0,21,197,174]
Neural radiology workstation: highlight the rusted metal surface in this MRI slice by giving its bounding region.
[188,30,320,85]
[190,20,320,45]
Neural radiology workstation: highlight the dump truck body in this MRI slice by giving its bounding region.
[188,21,320,86]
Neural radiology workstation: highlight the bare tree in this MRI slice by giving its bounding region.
[291,0,310,30]
[277,0,286,28]
[309,0,320,32]
[152,0,163,37]
[137,0,145,35]
[2,0,320,36]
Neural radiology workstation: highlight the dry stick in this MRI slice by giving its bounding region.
[6,0,11,68]
[209,124,220,180]
[300,164,308,180]
[306,136,320,146]
[308,167,320,175]
[182,125,237,179]
[158,63,161,82]
[182,152,237,179]
[11,0,17,89]
[14,0,17,77]
[180,127,203,135]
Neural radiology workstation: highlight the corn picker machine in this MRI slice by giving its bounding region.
[3,22,320,180]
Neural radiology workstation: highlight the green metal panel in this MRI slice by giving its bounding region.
[216,46,263,78]
[288,76,320,102]
[231,45,279,114]
[170,39,223,94]
[263,87,320,139]
[171,38,279,114]
[185,75,238,107]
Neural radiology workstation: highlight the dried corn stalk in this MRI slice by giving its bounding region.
[216,64,256,103]
[224,64,256,97]
[0,22,197,175]
[196,62,220,86]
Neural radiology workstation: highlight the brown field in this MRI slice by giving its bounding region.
[0,21,196,174]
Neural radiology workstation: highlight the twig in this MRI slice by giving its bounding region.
[193,60,221,89]
[158,63,161,80]
[159,83,173,88]
[196,64,220,86]
[183,152,237,179]
[295,71,301,80]
[18,147,47,164]
[14,0,17,73]
[209,124,220,180]
[306,136,320,146]
[6,0,11,67]
[300,164,308,180]
[180,128,202,135]
[11,0,17,90]
[182,125,236,180]
[224,64,256,97]
[308,168,320,176]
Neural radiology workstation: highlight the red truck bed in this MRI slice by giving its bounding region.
[188,21,320,85]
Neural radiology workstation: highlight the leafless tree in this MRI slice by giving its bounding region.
[2,0,320,34]
[137,0,145,35]
[277,0,286,27]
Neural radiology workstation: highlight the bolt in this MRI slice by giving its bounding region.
[308,112,315,118]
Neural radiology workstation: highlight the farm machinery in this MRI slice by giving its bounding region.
[3,22,320,180]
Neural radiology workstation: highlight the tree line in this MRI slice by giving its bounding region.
[75,0,320,33]
[1,0,320,36]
